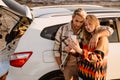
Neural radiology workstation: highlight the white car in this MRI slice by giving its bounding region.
[0,0,120,80]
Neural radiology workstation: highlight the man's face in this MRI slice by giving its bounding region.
[72,15,84,30]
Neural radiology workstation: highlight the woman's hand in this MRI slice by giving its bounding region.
[88,33,99,49]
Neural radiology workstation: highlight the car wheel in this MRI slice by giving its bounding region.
[39,70,65,80]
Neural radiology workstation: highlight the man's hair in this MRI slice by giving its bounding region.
[73,8,87,18]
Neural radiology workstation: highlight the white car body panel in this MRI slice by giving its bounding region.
[1,0,120,80]
[107,43,120,79]
[31,7,71,18]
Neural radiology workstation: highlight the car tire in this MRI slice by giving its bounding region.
[39,70,65,80]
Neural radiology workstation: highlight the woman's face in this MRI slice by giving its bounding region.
[85,19,95,33]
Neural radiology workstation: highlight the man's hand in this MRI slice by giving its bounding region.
[68,39,82,54]
[65,46,76,53]
[88,33,99,49]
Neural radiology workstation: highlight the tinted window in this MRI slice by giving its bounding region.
[99,18,119,42]
[41,23,67,40]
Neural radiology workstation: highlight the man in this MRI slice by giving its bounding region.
[53,8,113,80]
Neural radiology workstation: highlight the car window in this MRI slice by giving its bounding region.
[99,17,119,42]
[5,16,31,44]
[41,17,119,43]
[41,23,67,40]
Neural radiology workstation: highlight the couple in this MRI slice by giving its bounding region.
[53,8,113,80]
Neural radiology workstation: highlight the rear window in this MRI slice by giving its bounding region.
[40,23,67,40]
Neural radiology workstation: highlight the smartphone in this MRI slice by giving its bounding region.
[71,35,76,41]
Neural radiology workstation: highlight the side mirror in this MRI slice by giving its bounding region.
[0,34,2,39]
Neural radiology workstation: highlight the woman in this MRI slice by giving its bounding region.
[69,14,109,80]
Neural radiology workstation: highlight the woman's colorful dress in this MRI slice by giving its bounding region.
[78,45,107,80]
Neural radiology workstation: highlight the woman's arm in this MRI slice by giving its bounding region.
[84,37,109,62]
[88,26,113,49]
[96,37,109,54]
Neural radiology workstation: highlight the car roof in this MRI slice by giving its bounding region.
[32,7,71,18]
[31,5,120,18]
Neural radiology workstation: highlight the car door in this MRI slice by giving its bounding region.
[100,17,120,79]
[107,17,120,80]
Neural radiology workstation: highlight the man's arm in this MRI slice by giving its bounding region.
[53,27,63,68]
[88,26,113,49]
[97,26,114,37]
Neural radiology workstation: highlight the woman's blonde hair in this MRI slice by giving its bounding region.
[83,15,100,44]
[86,15,100,30]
